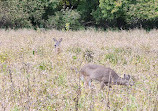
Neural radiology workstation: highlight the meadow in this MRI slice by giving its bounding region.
[0,29,157,111]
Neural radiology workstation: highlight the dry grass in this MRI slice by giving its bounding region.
[0,29,158,111]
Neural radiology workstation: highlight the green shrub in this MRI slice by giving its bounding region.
[46,8,81,30]
[126,0,158,28]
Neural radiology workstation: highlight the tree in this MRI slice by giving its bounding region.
[126,0,158,28]
[99,0,127,28]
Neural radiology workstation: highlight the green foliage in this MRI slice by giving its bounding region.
[129,0,158,20]
[39,61,53,71]
[77,0,99,25]
[91,7,104,24]
[39,65,46,70]
[12,105,20,111]
[0,0,59,28]
[100,0,128,19]
[57,73,67,86]
[46,8,81,30]
[68,47,82,54]
[99,0,128,27]
[0,63,7,72]
[105,52,119,65]
[77,1,91,21]
[104,47,130,65]
[62,8,81,30]
[126,0,158,28]
[0,0,31,28]
[0,0,158,29]
[44,0,60,16]
[65,23,70,31]
[0,52,9,63]
[83,49,94,62]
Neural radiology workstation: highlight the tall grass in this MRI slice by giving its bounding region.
[0,29,157,110]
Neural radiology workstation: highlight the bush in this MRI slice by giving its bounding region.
[0,0,32,28]
[0,0,158,30]
[46,8,81,30]
[0,0,46,29]
[125,0,158,28]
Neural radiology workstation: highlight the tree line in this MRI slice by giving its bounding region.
[0,0,158,30]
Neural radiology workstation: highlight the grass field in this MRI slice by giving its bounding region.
[0,29,158,111]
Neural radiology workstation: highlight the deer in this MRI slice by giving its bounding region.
[80,64,134,89]
[53,38,62,54]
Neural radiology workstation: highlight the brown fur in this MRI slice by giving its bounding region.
[80,64,134,89]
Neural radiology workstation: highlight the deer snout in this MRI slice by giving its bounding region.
[129,81,134,86]
[125,81,134,86]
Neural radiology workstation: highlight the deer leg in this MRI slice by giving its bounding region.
[88,80,91,87]
[101,77,112,89]
[87,77,92,88]
[104,82,112,88]
[80,75,84,81]
[84,76,91,88]
[100,81,105,90]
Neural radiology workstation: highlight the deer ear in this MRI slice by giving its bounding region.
[53,38,57,42]
[124,74,130,80]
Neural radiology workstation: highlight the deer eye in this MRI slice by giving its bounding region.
[54,44,57,48]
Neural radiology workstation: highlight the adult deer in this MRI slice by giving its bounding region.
[80,64,134,89]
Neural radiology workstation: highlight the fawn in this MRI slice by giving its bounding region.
[53,38,62,54]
